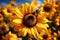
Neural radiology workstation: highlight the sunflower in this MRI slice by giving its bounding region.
[55,1,60,5]
[2,5,14,17]
[2,5,20,21]
[0,22,9,34]
[10,1,49,39]
[2,32,19,40]
[47,1,60,26]
[38,29,52,40]
[40,0,57,20]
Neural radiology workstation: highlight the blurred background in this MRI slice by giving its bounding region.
[0,0,44,6]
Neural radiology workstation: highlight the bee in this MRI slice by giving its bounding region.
[32,8,40,17]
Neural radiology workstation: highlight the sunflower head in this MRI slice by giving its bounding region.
[39,29,52,40]
[55,1,60,5]
[0,0,58,40]
[0,23,9,34]
[40,0,56,12]
[2,32,19,40]
[40,0,57,20]
[9,0,49,38]
[2,6,20,21]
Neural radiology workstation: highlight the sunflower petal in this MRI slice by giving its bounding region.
[36,26,44,32]
[13,19,22,24]
[24,3,29,14]
[27,29,32,37]
[3,9,10,16]
[36,23,49,30]
[34,27,43,40]
[14,7,23,18]
[23,29,28,37]
[31,28,37,39]
[22,28,28,37]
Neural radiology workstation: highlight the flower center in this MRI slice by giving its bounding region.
[1,26,6,31]
[23,14,37,27]
[43,34,48,39]
[44,5,51,12]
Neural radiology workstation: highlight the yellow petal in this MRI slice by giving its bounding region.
[31,28,37,39]
[20,4,25,14]
[36,23,49,30]
[28,29,32,37]
[28,6,32,13]
[22,28,28,37]
[33,27,39,36]
[13,19,22,24]
[3,9,10,16]
[15,7,23,18]
[34,27,43,40]
[24,3,29,13]
[44,18,49,22]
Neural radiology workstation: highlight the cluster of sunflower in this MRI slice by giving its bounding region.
[0,0,60,40]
